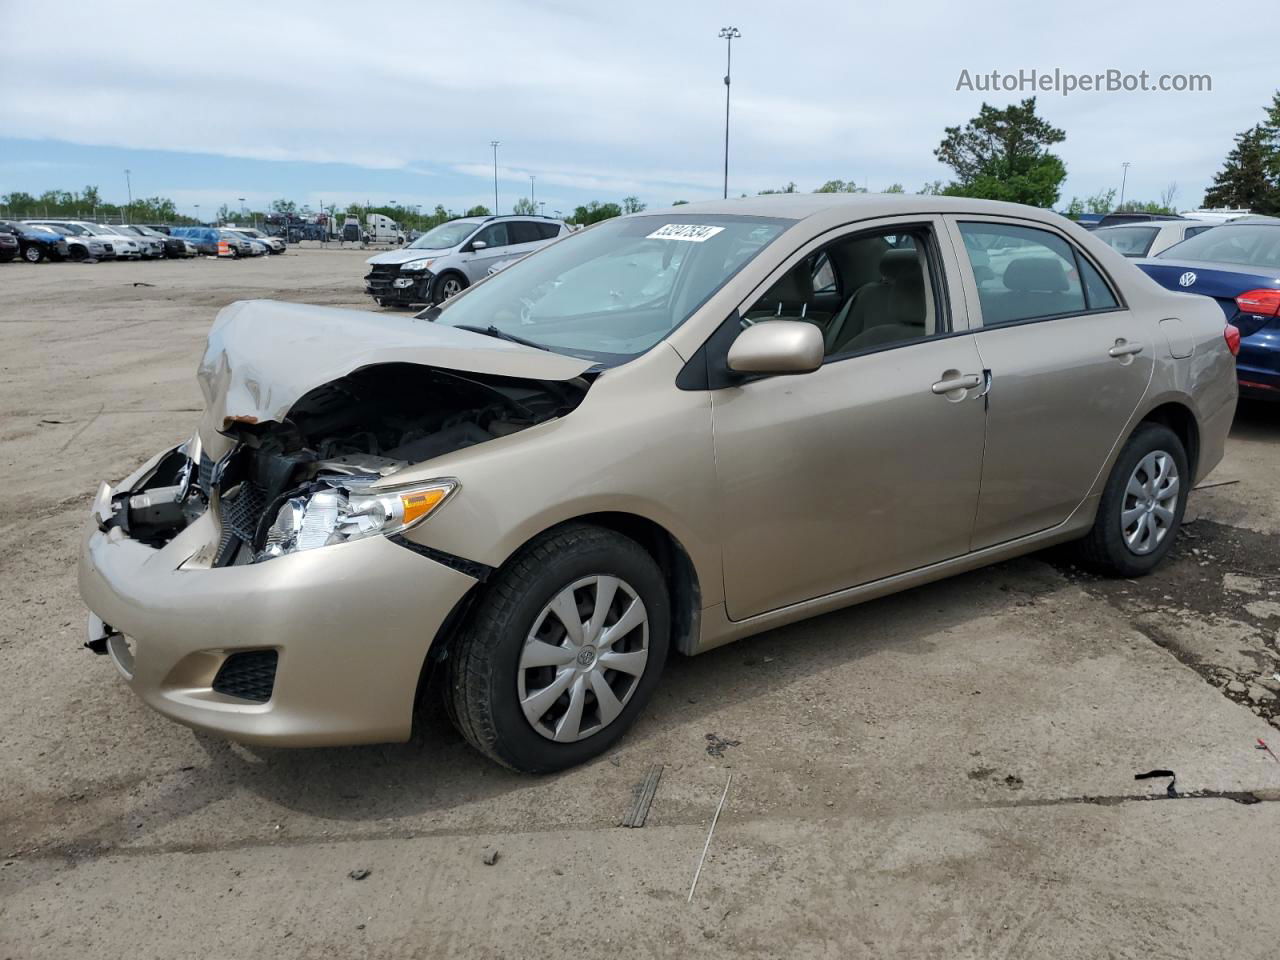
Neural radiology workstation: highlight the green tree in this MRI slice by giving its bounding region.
[813,179,864,193]
[622,196,646,214]
[917,180,946,195]
[272,199,298,214]
[570,201,623,225]
[934,97,1067,207]
[1203,123,1280,214]
[464,205,491,217]
[512,197,538,215]
[882,183,905,194]
[758,181,798,195]
[672,200,689,206]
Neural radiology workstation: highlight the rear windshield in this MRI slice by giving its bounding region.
[1096,226,1158,258]
[1156,223,1280,268]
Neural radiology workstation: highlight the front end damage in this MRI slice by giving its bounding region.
[78,300,596,744]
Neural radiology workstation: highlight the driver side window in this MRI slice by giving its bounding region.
[742,226,944,358]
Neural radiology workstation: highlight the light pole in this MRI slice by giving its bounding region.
[124,168,133,222]
[718,27,740,200]
[530,174,536,210]
[238,197,245,224]
[194,203,200,224]
[1119,162,1131,210]
[490,141,500,214]
[539,201,546,217]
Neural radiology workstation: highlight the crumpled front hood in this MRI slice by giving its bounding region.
[366,248,451,266]
[196,300,594,449]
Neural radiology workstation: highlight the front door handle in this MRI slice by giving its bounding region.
[931,372,983,395]
[1108,339,1144,358]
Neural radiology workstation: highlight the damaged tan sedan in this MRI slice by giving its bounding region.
[79,195,1238,771]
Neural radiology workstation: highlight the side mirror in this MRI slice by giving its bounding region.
[726,320,824,376]
[470,239,488,251]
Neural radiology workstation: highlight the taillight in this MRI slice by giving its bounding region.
[1235,288,1280,316]
[1224,324,1241,356]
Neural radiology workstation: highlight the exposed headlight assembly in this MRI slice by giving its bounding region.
[257,478,457,561]
[399,258,435,273]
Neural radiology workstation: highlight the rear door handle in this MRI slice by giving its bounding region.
[1108,339,1144,358]
[931,373,983,395]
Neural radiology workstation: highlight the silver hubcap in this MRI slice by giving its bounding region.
[1121,450,1179,555]
[518,575,649,743]
[440,278,461,299]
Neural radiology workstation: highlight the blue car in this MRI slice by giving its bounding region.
[1136,216,1280,400]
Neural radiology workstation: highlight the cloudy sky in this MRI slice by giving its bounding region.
[0,0,1274,217]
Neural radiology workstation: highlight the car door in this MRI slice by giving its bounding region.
[460,222,511,281]
[504,220,546,265]
[712,216,989,621]
[945,217,1154,550]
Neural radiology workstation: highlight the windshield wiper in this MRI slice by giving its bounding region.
[453,324,549,351]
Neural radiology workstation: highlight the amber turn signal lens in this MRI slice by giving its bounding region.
[400,488,449,524]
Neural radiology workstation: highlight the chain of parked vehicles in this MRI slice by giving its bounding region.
[0,212,416,264]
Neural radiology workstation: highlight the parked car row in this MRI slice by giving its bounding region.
[0,220,288,262]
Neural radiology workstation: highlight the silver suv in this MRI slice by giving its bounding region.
[364,215,569,307]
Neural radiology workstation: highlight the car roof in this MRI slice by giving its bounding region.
[620,193,1080,230]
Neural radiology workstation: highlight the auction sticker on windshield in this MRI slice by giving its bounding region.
[646,224,726,242]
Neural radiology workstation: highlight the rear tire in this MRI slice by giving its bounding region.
[447,524,670,772]
[1076,422,1188,577]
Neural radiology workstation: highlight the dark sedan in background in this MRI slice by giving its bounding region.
[0,230,18,262]
[1137,216,1280,400]
[0,220,69,263]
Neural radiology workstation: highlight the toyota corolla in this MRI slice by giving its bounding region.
[79,195,1238,771]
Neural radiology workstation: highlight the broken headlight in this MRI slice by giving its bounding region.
[257,478,457,561]
[400,258,435,273]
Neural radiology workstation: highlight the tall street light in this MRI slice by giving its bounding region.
[1119,161,1131,210]
[124,168,133,222]
[490,141,501,214]
[530,174,536,210]
[238,197,246,224]
[718,26,740,200]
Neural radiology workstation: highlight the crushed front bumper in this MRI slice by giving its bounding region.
[364,265,434,305]
[78,449,479,746]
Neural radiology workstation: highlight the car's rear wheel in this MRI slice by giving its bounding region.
[432,272,466,304]
[446,524,670,772]
[1077,422,1188,577]
[23,245,43,263]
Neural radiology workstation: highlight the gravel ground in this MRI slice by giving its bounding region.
[2,249,1279,959]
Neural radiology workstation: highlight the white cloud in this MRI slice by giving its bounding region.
[0,0,1274,206]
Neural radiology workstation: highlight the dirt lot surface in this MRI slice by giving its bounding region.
[2,250,1279,959]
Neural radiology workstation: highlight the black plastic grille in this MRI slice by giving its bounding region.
[365,263,403,296]
[219,482,268,543]
[197,453,216,498]
[212,650,278,702]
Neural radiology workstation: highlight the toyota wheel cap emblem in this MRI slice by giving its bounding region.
[1179,271,1197,287]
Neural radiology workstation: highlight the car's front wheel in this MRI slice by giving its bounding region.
[447,525,670,772]
[23,245,43,263]
[432,272,466,304]
[1077,422,1188,577]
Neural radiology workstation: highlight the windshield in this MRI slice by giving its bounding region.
[1097,226,1159,258]
[1157,223,1280,268]
[408,220,482,250]
[236,229,264,238]
[427,214,790,363]
[30,224,71,236]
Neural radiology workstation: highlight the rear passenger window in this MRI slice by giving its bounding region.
[508,221,542,244]
[959,222,1086,325]
[1078,257,1118,310]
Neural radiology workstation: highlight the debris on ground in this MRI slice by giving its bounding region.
[1256,739,1279,763]
[621,764,664,828]
[688,774,733,903]
[705,733,741,758]
[347,868,371,881]
[482,849,499,866]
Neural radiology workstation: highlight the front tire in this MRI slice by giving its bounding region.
[432,272,466,304]
[23,245,44,263]
[447,525,670,772]
[1077,422,1188,577]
